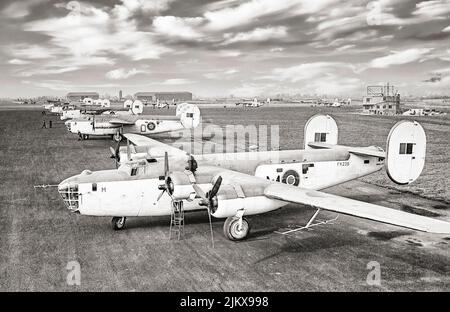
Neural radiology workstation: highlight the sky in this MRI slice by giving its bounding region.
[0,0,449,98]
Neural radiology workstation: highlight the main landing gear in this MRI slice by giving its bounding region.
[78,132,89,140]
[111,217,126,230]
[113,132,122,142]
[223,216,250,241]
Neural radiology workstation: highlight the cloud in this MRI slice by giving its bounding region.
[423,74,442,83]
[17,66,80,77]
[260,62,354,82]
[369,48,433,68]
[105,68,147,80]
[161,79,196,85]
[270,47,284,52]
[222,26,287,45]
[23,1,172,64]
[8,59,31,65]
[153,16,204,39]
[204,0,337,31]
[254,62,362,95]
[217,50,242,57]
[22,79,122,91]
[8,44,61,59]
[2,0,48,19]
[366,0,450,26]
[204,69,239,79]
[117,0,175,15]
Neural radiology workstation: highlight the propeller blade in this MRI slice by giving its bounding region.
[192,184,207,201]
[164,151,169,178]
[115,141,121,160]
[126,139,131,161]
[157,189,166,201]
[209,176,222,199]
[109,146,116,158]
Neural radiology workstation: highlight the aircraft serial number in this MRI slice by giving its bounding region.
[337,161,349,166]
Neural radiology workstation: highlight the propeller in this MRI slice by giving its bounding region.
[109,141,121,168]
[157,152,171,201]
[192,176,222,214]
[191,176,222,248]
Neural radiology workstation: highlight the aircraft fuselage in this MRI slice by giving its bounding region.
[58,149,384,218]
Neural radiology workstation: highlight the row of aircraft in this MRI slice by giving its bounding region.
[43,99,201,142]
[57,113,450,241]
[235,98,270,107]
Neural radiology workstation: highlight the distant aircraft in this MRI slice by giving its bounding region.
[60,100,142,120]
[58,114,450,240]
[65,103,201,141]
[236,98,269,107]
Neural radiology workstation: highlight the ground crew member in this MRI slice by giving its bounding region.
[41,120,46,128]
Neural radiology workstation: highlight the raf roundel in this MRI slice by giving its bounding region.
[147,122,156,131]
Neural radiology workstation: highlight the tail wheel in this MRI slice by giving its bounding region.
[111,217,126,230]
[113,132,122,142]
[223,217,250,241]
[83,134,89,140]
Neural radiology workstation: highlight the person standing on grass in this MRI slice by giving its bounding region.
[49,120,52,128]
[41,120,46,128]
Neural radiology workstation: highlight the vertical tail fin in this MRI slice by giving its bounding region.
[303,114,338,149]
[385,120,426,185]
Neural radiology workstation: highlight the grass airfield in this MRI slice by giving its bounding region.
[0,105,449,291]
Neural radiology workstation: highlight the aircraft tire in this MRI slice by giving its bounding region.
[223,216,250,241]
[111,217,126,230]
[83,134,89,140]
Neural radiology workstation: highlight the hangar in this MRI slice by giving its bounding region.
[135,92,192,102]
[67,92,100,101]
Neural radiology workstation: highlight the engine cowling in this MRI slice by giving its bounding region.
[166,171,196,201]
[212,194,286,218]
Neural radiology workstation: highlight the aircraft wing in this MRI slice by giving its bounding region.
[108,118,136,125]
[264,183,450,234]
[123,133,187,157]
[308,142,386,158]
[201,166,450,234]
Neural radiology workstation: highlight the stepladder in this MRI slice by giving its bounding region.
[169,200,184,240]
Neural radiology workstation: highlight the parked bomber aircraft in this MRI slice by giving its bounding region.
[58,114,450,240]
[60,100,144,120]
[64,103,201,141]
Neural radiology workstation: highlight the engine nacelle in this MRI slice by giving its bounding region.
[211,195,286,219]
[166,171,196,201]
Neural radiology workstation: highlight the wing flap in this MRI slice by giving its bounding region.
[264,183,450,234]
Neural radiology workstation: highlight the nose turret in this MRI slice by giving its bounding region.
[58,176,80,212]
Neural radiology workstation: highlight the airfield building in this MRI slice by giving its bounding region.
[135,92,192,102]
[66,92,100,101]
[362,84,400,115]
